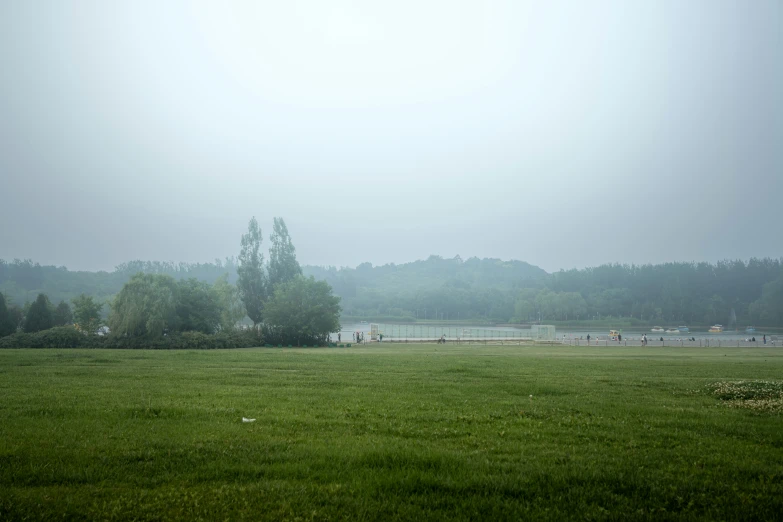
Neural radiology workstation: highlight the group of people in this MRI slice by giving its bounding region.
[576,332,776,346]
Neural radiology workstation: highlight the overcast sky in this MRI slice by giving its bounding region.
[1,1,781,273]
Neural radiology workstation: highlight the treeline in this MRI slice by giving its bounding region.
[310,257,783,327]
[541,260,783,326]
[3,253,783,328]
[0,258,239,310]
[0,217,341,347]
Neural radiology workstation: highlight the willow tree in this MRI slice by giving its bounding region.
[109,273,178,338]
[212,273,246,331]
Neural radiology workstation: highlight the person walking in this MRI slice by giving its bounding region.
[338,332,341,343]
[763,334,766,345]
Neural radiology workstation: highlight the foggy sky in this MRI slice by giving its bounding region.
[1,1,781,273]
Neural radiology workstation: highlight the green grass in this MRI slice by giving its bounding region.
[1,345,782,521]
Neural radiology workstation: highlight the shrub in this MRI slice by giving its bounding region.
[0,327,261,350]
[0,327,99,349]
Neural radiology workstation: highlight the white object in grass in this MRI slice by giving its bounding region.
[242,417,256,423]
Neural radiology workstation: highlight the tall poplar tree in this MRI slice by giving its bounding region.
[237,217,267,327]
[268,217,302,291]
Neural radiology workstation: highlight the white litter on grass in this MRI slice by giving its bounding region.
[242,417,256,423]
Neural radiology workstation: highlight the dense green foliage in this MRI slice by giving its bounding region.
[0,327,259,349]
[52,300,72,327]
[175,278,222,334]
[1,345,781,520]
[263,276,341,346]
[71,293,103,334]
[23,293,53,333]
[108,274,235,338]
[211,273,246,332]
[109,273,180,338]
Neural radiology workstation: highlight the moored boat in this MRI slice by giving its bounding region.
[678,326,689,333]
[745,326,756,334]
[666,328,679,333]
[651,326,664,333]
[709,324,724,333]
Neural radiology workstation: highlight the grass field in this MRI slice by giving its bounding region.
[1,345,782,520]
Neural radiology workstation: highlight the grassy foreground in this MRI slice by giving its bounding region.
[1,345,782,521]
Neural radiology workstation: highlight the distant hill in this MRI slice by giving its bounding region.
[0,255,548,317]
[303,255,548,320]
[3,256,782,326]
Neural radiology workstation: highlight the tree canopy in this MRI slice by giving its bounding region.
[109,273,179,338]
[23,293,54,333]
[263,276,341,346]
[53,300,73,327]
[72,294,103,334]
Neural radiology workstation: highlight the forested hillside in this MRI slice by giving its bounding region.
[2,256,782,326]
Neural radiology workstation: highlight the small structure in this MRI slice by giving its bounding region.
[370,323,380,341]
[531,325,556,341]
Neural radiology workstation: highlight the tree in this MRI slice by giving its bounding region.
[268,217,302,290]
[53,300,73,327]
[72,294,103,334]
[24,293,54,333]
[264,276,341,346]
[175,278,221,334]
[0,292,16,337]
[212,273,246,331]
[108,273,178,338]
[237,217,267,327]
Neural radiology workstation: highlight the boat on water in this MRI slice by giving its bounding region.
[745,326,756,334]
[609,329,621,340]
[665,328,679,333]
[709,324,724,333]
[651,326,664,333]
[678,326,689,333]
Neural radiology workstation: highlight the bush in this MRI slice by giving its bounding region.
[0,327,261,350]
[0,327,100,349]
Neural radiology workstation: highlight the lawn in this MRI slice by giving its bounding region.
[1,345,781,520]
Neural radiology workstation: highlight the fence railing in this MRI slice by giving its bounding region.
[561,339,779,348]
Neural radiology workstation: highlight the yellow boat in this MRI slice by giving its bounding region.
[708,324,724,333]
[609,329,621,340]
